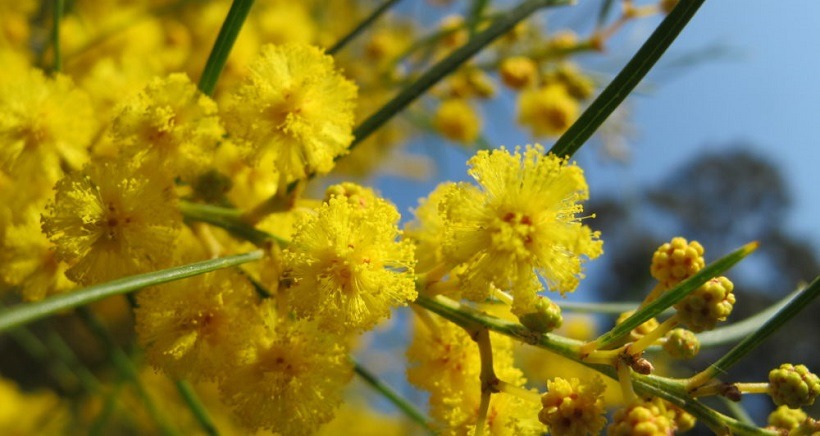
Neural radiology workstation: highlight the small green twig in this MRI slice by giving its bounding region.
[176,380,219,436]
[352,359,434,434]
[179,201,288,247]
[327,0,402,55]
[198,0,256,96]
[76,307,177,436]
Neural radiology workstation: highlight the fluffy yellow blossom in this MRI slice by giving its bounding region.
[539,376,607,435]
[518,83,578,137]
[0,68,95,187]
[404,182,454,275]
[135,270,271,381]
[283,191,416,332]
[219,319,353,435]
[407,312,543,435]
[434,98,482,143]
[41,159,181,285]
[437,144,602,312]
[112,73,224,180]
[0,210,73,301]
[223,43,357,184]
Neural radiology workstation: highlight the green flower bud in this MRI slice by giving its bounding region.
[663,328,700,359]
[768,405,806,432]
[518,296,562,333]
[769,364,820,408]
[675,276,735,332]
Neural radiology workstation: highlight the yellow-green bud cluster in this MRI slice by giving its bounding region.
[674,276,735,332]
[768,364,820,409]
[767,405,807,432]
[663,328,700,359]
[650,237,705,289]
[518,296,563,333]
[607,399,675,436]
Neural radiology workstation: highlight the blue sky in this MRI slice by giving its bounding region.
[583,1,820,250]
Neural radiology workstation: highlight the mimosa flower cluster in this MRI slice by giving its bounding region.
[1,1,818,435]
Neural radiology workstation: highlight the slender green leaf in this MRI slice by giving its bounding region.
[348,0,573,152]
[696,286,803,348]
[700,275,820,378]
[328,0,402,55]
[557,300,649,314]
[176,380,219,436]
[594,242,758,350]
[549,0,705,158]
[353,359,434,434]
[198,0,256,96]
[0,251,263,333]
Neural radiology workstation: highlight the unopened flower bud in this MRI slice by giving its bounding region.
[663,328,700,359]
[675,276,735,332]
[769,364,820,408]
[518,296,563,333]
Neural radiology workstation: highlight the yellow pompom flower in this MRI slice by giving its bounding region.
[404,182,454,275]
[283,190,416,332]
[112,73,224,181]
[518,83,578,137]
[41,159,181,285]
[438,144,602,312]
[407,312,543,435]
[499,56,538,90]
[223,43,357,184]
[0,68,95,187]
[219,319,353,435]
[0,210,73,301]
[135,271,271,381]
[539,376,607,436]
[434,98,481,144]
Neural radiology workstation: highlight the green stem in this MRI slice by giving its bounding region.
[415,294,777,435]
[76,307,177,436]
[347,0,572,152]
[6,325,78,392]
[0,251,263,333]
[176,380,219,436]
[198,0,256,96]
[327,0,402,55]
[687,276,820,391]
[180,201,287,247]
[52,0,64,73]
[352,359,434,434]
[548,0,705,158]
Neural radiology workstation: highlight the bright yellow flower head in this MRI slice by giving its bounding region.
[41,159,181,285]
[0,210,73,301]
[539,376,607,436]
[112,73,224,181]
[135,270,272,381]
[438,144,602,312]
[283,191,416,332]
[518,83,578,137]
[405,182,455,276]
[0,68,95,186]
[223,43,357,184]
[219,319,353,435]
